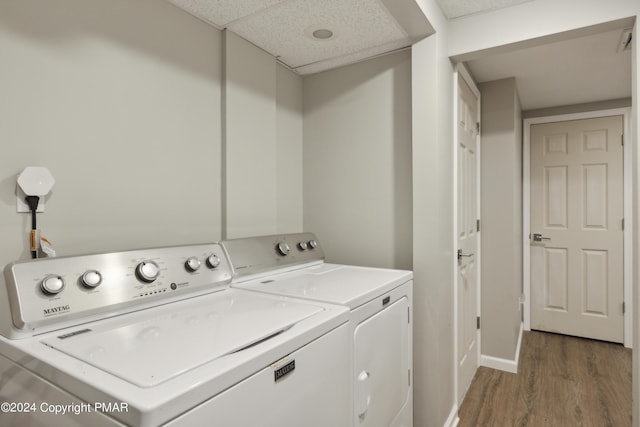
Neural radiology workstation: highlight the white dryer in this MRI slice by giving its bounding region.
[222,233,413,427]
[0,244,350,426]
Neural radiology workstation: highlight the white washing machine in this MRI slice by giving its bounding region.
[0,243,351,426]
[222,233,413,427]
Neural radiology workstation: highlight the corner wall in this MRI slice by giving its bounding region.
[0,3,305,268]
[223,30,277,239]
[478,78,523,362]
[223,32,304,240]
[413,0,456,424]
[276,64,304,234]
[302,50,413,270]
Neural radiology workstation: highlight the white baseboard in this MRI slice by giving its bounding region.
[479,322,524,374]
[514,321,524,367]
[479,354,517,373]
[443,404,459,427]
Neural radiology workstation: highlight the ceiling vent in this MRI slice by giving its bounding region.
[617,28,632,52]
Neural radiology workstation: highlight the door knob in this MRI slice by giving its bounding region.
[532,233,551,242]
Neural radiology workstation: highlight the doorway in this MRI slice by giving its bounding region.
[452,17,637,426]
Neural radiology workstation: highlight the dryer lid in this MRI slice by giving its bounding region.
[41,290,323,387]
[234,264,412,309]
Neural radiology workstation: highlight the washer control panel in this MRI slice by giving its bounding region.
[4,244,232,334]
[222,232,324,278]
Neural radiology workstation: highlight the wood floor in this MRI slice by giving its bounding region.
[458,331,632,427]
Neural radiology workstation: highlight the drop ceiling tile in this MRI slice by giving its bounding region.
[227,0,409,70]
[165,0,287,27]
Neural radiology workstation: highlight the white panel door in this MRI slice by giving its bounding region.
[456,74,479,403]
[530,116,623,343]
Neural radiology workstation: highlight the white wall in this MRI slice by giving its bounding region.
[223,30,277,239]
[223,31,304,239]
[303,50,412,270]
[0,0,222,264]
[0,3,305,268]
[412,0,456,424]
[276,64,304,234]
[478,78,523,361]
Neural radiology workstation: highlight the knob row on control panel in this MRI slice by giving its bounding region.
[298,239,317,251]
[276,239,318,256]
[184,254,221,272]
[40,253,222,296]
[40,270,104,295]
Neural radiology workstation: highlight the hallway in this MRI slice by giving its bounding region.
[458,331,632,426]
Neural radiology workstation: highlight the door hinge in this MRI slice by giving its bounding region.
[476,122,480,133]
[476,219,480,232]
[623,302,626,314]
[621,134,624,146]
[476,316,480,329]
[408,369,411,386]
[622,218,624,230]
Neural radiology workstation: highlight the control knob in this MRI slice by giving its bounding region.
[41,275,65,295]
[298,241,308,251]
[136,261,160,283]
[308,239,318,250]
[276,242,290,256]
[81,270,102,288]
[185,257,201,272]
[206,254,221,269]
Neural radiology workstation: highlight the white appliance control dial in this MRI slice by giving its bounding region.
[276,242,291,256]
[136,261,160,283]
[81,270,102,288]
[41,275,65,295]
[206,254,221,269]
[308,239,318,249]
[298,241,308,251]
[185,257,201,272]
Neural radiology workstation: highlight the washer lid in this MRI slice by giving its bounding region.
[41,291,323,387]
